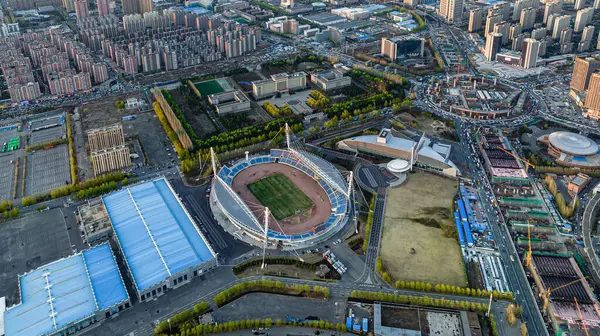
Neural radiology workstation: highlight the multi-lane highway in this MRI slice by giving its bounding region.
[457,122,549,336]
[581,193,600,285]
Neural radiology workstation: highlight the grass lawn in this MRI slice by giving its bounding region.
[247,173,313,220]
[380,171,466,287]
[194,80,224,96]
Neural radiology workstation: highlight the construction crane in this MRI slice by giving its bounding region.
[525,219,534,268]
[541,276,589,311]
[574,296,591,336]
[496,146,535,173]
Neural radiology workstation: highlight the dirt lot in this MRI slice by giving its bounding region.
[380,171,466,287]
[396,112,457,141]
[80,93,144,130]
[232,72,264,91]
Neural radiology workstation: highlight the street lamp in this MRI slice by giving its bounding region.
[168,319,171,333]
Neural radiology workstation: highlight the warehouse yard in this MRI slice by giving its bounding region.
[380,171,465,287]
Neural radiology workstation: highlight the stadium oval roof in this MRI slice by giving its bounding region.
[4,244,128,336]
[386,159,410,173]
[548,131,599,156]
[102,178,215,293]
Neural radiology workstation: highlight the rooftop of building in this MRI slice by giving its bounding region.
[78,200,111,236]
[3,243,128,336]
[102,178,215,293]
[546,131,599,156]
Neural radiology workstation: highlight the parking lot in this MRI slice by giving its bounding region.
[0,208,74,306]
[29,125,66,146]
[25,144,71,196]
[0,154,16,200]
[123,114,175,168]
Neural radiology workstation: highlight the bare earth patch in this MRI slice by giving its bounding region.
[380,171,466,287]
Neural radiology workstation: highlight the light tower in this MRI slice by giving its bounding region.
[261,207,270,269]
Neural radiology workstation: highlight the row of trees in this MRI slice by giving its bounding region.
[426,39,445,72]
[49,172,126,200]
[213,280,329,306]
[162,90,199,143]
[232,257,316,275]
[536,165,600,177]
[349,69,409,93]
[262,102,293,117]
[0,200,13,213]
[396,7,426,32]
[25,138,68,152]
[543,175,579,218]
[3,207,19,219]
[350,290,490,313]
[67,113,78,184]
[362,193,376,251]
[156,318,346,336]
[154,301,210,335]
[153,102,190,159]
[353,64,407,85]
[306,90,330,110]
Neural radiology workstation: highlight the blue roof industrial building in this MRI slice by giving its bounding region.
[102,178,216,301]
[3,243,129,336]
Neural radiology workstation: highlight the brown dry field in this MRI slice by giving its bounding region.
[231,163,331,235]
[380,171,466,287]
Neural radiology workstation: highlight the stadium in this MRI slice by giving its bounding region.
[538,131,600,168]
[210,126,352,249]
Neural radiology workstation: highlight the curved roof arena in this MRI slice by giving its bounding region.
[547,131,599,156]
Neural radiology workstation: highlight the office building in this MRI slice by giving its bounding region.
[543,0,562,24]
[570,57,600,92]
[574,8,593,33]
[381,36,425,62]
[493,21,510,45]
[586,72,600,114]
[520,38,539,69]
[252,72,307,99]
[311,69,352,91]
[439,0,463,23]
[97,0,110,15]
[485,14,502,36]
[122,0,153,15]
[74,0,89,19]
[520,7,536,30]
[574,0,585,10]
[552,15,571,39]
[468,9,483,32]
[510,23,523,41]
[90,146,132,176]
[560,27,572,45]
[87,124,125,153]
[207,90,251,115]
[485,32,502,61]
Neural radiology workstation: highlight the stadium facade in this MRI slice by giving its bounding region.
[102,178,216,302]
[538,131,600,168]
[210,147,350,249]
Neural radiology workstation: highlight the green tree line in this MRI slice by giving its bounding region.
[362,193,376,251]
[213,280,329,307]
[153,102,190,159]
[232,257,316,275]
[162,90,199,143]
[350,290,490,312]
[154,301,210,335]
[66,113,78,184]
[25,138,68,152]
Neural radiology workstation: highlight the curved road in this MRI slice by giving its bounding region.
[582,193,600,285]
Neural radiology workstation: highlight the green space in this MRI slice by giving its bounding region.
[194,79,224,96]
[247,173,313,220]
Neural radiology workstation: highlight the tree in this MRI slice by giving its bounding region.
[506,304,517,326]
[376,257,383,273]
[115,100,125,109]
[520,322,528,336]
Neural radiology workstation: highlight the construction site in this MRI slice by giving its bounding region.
[527,253,600,334]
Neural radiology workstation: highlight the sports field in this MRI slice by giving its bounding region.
[247,173,314,220]
[194,80,224,96]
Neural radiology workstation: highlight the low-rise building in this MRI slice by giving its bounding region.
[207,90,251,114]
[310,69,351,91]
[568,173,591,196]
[252,72,307,99]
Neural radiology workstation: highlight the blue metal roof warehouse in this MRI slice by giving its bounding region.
[3,243,129,336]
[102,178,215,297]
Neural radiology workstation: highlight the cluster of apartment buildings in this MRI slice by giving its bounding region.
[569,57,600,119]
[86,123,132,176]
[472,0,600,68]
[79,11,261,74]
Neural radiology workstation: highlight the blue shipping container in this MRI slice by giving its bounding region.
[458,200,468,222]
[346,317,352,331]
[353,324,361,331]
[454,213,466,247]
[362,318,368,332]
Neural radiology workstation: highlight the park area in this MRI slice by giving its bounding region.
[380,171,465,287]
[248,173,313,220]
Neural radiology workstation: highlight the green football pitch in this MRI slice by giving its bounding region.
[247,173,314,220]
[193,80,224,96]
